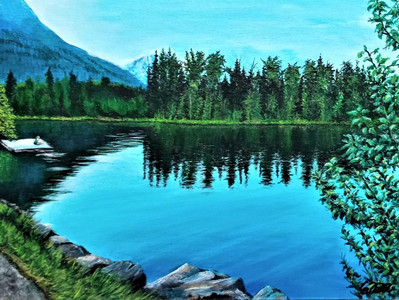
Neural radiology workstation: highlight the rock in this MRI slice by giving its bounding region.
[102,261,146,290]
[34,223,55,239]
[56,243,89,259]
[76,254,113,271]
[0,254,46,300]
[0,199,24,215]
[49,235,89,259]
[146,263,251,300]
[49,235,70,245]
[253,286,289,300]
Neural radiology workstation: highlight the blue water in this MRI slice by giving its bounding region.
[32,136,357,299]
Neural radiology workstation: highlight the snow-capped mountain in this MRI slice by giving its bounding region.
[124,55,155,87]
[0,0,141,86]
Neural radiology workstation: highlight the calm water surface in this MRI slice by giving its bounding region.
[0,121,356,299]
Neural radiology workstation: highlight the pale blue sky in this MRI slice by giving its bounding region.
[25,0,385,68]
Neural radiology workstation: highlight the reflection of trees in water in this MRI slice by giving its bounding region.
[0,152,18,184]
[1,121,348,209]
[143,125,348,188]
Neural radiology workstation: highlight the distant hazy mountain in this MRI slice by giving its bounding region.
[0,0,141,86]
[124,55,154,87]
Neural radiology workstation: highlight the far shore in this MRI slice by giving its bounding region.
[15,115,349,126]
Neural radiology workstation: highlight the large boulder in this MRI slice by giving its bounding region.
[102,261,146,291]
[76,254,113,271]
[146,263,251,300]
[253,286,289,300]
[0,254,46,300]
[49,235,89,259]
[34,223,55,240]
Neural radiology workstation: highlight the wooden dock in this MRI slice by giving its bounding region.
[0,139,53,153]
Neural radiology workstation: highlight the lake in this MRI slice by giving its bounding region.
[0,121,356,299]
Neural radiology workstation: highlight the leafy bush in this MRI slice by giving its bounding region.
[315,0,399,298]
[0,85,17,139]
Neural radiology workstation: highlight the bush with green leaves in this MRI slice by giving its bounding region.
[0,85,17,140]
[314,0,399,298]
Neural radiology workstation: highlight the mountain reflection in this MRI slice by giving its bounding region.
[142,125,348,188]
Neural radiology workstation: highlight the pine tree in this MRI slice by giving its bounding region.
[69,72,82,116]
[5,71,17,110]
[204,52,225,119]
[24,77,35,115]
[183,50,207,119]
[146,51,160,114]
[284,64,301,119]
[226,60,248,112]
[45,67,57,115]
[260,57,283,119]
[302,59,320,120]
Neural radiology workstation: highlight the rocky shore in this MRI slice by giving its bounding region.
[0,199,289,299]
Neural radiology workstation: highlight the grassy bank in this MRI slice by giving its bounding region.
[15,115,348,126]
[0,203,153,300]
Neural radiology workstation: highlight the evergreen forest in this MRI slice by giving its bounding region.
[3,52,370,122]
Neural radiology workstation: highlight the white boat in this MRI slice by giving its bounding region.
[0,139,53,153]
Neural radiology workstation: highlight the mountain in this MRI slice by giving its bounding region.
[124,55,154,87]
[0,0,141,86]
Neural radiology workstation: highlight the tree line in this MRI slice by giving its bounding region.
[3,51,370,122]
[147,49,371,122]
[4,69,147,118]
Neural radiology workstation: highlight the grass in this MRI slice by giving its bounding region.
[0,203,155,300]
[16,115,349,126]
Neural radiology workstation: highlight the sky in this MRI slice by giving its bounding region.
[24,0,386,69]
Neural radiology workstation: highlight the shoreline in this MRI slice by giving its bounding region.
[15,115,349,127]
[0,199,289,299]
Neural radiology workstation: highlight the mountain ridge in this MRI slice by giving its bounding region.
[0,0,141,86]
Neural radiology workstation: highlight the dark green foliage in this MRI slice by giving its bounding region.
[5,71,17,109]
[7,69,147,119]
[259,57,284,119]
[69,72,82,116]
[143,50,369,122]
[284,64,301,119]
[315,0,399,297]
[45,67,57,115]
[4,51,368,122]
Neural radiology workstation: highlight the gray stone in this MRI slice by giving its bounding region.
[146,263,251,300]
[56,243,89,259]
[253,286,289,300]
[49,235,70,245]
[0,254,46,300]
[49,235,89,259]
[0,199,24,215]
[35,223,55,239]
[103,260,146,290]
[76,254,113,271]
